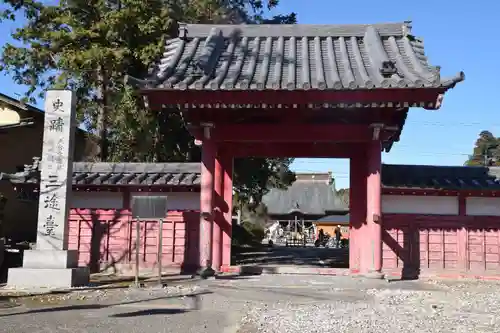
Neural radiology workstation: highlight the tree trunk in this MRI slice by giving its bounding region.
[96,66,109,161]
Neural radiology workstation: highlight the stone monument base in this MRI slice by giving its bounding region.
[6,249,90,289]
[21,249,79,268]
[7,267,90,289]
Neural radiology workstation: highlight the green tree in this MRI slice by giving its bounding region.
[465,130,500,166]
[0,0,297,205]
[336,188,349,206]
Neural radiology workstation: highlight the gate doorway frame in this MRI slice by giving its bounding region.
[130,22,464,277]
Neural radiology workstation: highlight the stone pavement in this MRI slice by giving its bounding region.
[1,275,499,333]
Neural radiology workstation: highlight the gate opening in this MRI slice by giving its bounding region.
[232,158,351,270]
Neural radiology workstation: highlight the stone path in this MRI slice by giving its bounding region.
[1,275,500,332]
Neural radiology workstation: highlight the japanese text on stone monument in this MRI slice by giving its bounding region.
[37,90,76,250]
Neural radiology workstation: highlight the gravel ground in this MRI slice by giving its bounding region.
[232,275,500,333]
[1,275,500,332]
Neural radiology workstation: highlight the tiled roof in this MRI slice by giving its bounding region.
[382,164,500,191]
[136,22,464,92]
[316,214,350,224]
[3,162,201,187]
[295,172,332,183]
[262,181,348,216]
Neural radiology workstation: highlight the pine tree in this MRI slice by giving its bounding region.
[465,131,500,166]
[0,0,297,205]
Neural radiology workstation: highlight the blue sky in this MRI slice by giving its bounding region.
[0,1,498,189]
[272,0,500,188]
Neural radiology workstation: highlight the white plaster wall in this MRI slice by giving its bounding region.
[466,197,500,216]
[130,192,200,211]
[71,191,200,210]
[382,195,459,215]
[71,192,123,209]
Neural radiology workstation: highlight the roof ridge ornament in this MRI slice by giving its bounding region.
[403,20,412,36]
[431,65,441,86]
[191,28,223,77]
[380,60,397,76]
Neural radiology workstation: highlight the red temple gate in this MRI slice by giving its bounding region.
[130,22,464,277]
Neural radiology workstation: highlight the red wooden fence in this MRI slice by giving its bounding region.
[383,214,500,276]
[68,209,199,273]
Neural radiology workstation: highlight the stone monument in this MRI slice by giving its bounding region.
[7,90,89,289]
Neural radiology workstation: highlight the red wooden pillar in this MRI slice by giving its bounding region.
[200,137,216,272]
[349,148,367,273]
[457,194,468,271]
[366,140,383,275]
[221,153,234,267]
[212,155,223,271]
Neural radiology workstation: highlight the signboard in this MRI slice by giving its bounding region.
[131,196,168,219]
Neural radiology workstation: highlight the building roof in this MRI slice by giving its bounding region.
[5,160,499,193]
[1,161,201,187]
[382,164,500,191]
[262,176,347,216]
[0,92,91,136]
[294,172,332,184]
[0,93,38,131]
[316,214,350,224]
[133,22,464,92]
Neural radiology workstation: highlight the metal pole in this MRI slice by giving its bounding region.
[135,219,140,288]
[157,218,164,286]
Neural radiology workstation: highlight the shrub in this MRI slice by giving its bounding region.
[243,222,265,242]
[232,221,265,247]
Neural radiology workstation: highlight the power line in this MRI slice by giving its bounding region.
[290,150,472,161]
[413,121,500,128]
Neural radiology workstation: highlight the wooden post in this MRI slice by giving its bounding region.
[221,153,234,268]
[199,129,216,275]
[157,218,164,286]
[349,149,367,273]
[366,140,382,276]
[135,219,140,287]
[212,154,223,271]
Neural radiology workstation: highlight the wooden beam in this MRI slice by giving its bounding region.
[222,142,362,158]
[382,188,500,197]
[145,88,444,106]
[212,124,373,142]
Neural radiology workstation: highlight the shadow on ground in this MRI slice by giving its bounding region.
[233,245,349,268]
[109,308,188,317]
[0,290,211,317]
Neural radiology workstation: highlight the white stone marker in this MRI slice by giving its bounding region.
[37,90,76,250]
[7,90,89,289]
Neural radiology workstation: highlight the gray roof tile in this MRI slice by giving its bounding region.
[138,22,464,91]
[2,162,201,187]
[5,160,498,196]
[316,214,350,224]
[382,164,500,191]
[262,181,348,215]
